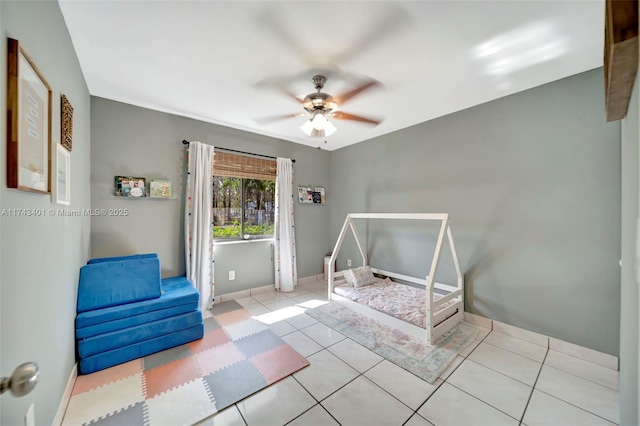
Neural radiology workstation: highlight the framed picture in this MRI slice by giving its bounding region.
[114,176,146,197]
[313,187,326,204]
[61,94,73,151]
[55,145,70,205]
[6,38,52,193]
[297,186,313,203]
[150,179,172,198]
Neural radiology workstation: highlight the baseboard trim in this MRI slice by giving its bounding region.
[250,284,275,295]
[52,362,77,426]
[549,337,619,371]
[297,274,322,285]
[464,312,619,371]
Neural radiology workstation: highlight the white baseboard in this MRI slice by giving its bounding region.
[52,363,77,426]
[218,289,251,302]
[464,312,619,371]
[463,311,493,330]
[297,274,322,285]
[550,337,619,371]
[493,320,549,348]
[250,284,275,295]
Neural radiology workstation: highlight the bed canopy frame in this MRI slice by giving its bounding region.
[327,213,464,344]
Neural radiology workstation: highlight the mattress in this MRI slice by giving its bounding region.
[334,278,458,328]
[76,276,199,329]
[79,323,204,374]
[77,310,202,358]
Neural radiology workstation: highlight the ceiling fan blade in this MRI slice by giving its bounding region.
[255,77,304,104]
[330,5,410,65]
[254,113,308,125]
[333,80,381,105]
[331,111,381,126]
[257,10,320,68]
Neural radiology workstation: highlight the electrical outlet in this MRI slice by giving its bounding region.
[24,403,35,426]
[229,270,235,280]
[347,259,352,267]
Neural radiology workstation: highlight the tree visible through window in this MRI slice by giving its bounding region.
[213,177,275,240]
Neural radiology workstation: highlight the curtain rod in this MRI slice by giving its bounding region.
[182,140,295,163]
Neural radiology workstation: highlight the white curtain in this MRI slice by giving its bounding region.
[185,141,215,310]
[274,158,297,292]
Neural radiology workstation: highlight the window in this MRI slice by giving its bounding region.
[212,152,276,241]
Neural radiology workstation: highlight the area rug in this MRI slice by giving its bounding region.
[62,300,310,426]
[306,302,478,384]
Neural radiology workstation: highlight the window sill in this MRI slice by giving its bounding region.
[215,238,274,246]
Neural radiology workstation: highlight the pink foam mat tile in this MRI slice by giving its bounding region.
[144,356,202,398]
[188,327,232,354]
[214,308,253,327]
[195,341,247,376]
[250,344,310,384]
[73,359,143,395]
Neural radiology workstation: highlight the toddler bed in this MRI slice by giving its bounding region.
[328,213,464,345]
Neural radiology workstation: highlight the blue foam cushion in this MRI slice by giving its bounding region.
[76,276,198,328]
[79,323,204,374]
[87,253,158,264]
[77,257,162,313]
[77,310,202,358]
[76,302,199,339]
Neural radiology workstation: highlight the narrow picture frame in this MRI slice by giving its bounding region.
[61,94,73,151]
[6,38,53,193]
[55,144,70,205]
[313,187,326,204]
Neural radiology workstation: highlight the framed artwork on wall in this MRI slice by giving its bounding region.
[114,176,146,197]
[56,145,70,205]
[6,38,53,194]
[61,94,73,151]
[298,186,313,203]
[150,179,172,198]
[313,187,325,204]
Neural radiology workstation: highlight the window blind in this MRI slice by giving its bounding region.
[213,151,276,180]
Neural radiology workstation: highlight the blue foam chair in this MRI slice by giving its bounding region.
[75,254,204,374]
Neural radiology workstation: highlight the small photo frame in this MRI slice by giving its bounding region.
[6,38,52,194]
[55,145,70,205]
[114,176,146,197]
[297,186,313,203]
[150,179,172,198]
[313,187,326,204]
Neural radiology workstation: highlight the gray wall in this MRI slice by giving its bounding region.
[620,71,639,426]
[0,1,91,425]
[330,69,621,356]
[90,98,331,296]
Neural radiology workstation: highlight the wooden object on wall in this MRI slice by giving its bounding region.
[61,94,73,151]
[604,0,639,121]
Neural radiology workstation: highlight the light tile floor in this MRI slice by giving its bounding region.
[196,279,620,426]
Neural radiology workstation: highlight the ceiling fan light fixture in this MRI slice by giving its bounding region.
[311,113,328,130]
[324,120,337,136]
[301,113,337,137]
[300,119,315,136]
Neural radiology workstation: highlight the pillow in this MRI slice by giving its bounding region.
[345,266,376,288]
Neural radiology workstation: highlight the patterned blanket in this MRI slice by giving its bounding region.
[333,278,458,328]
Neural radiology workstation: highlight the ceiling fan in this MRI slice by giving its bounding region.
[258,74,382,138]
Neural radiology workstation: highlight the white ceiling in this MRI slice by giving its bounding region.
[59,1,604,151]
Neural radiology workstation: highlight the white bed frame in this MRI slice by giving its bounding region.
[327,213,464,345]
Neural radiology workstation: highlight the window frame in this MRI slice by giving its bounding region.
[213,175,275,242]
